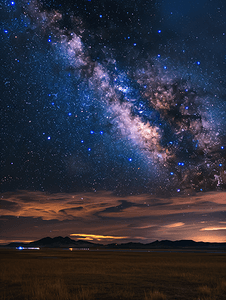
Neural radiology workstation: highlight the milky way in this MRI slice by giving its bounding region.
[1,0,226,195]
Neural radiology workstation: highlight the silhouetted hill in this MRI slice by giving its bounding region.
[4,237,226,250]
[29,236,96,247]
[107,239,226,250]
[5,236,100,248]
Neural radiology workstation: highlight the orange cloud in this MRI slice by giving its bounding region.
[164,222,185,228]
[70,233,128,241]
[1,191,226,221]
[200,227,226,231]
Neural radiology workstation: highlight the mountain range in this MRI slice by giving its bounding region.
[3,236,226,250]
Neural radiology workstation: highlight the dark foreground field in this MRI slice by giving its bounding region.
[0,249,226,300]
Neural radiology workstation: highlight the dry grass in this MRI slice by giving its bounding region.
[0,249,226,300]
[144,290,166,300]
[216,279,226,293]
[24,278,71,300]
[197,285,212,300]
[196,279,226,300]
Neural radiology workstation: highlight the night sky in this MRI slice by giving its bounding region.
[1,0,226,245]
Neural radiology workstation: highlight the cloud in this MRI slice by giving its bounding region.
[1,191,226,223]
[0,200,21,211]
[164,222,185,228]
[200,227,226,231]
[1,190,226,244]
[98,200,147,214]
[70,233,128,241]
[59,207,84,213]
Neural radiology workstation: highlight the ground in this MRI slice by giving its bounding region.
[0,249,226,300]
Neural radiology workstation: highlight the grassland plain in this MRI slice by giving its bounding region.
[0,249,226,300]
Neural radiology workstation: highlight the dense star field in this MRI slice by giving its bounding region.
[1,0,226,244]
[1,0,226,195]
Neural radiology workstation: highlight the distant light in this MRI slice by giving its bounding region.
[221,146,224,149]
[51,102,54,105]
[178,162,181,166]
[134,43,137,46]
[219,163,223,167]
[144,85,147,88]
[169,141,173,144]
[17,246,39,250]
[128,36,130,39]
[170,172,174,175]
[185,106,189,110]
[197,61,201,65]
[81,140,84,143]
[158,30,161,33]
[181,162,184,166]
[43,133,45,135]
[177,189,180,192]
[99,15,102,18]
[157,54,161,57]
[88,148,91,151]
[47,136,51,140]
[185,89,188,92]
[48,94,51,96]
[4,30,8,33]
[200,189,203,191]
[164,66,167,69]
[128,158,132,162]
[11,1,15,5]
[48,39,51,43]
[68,112,72,116]
[90,130,94,134]
[100,131,103,135]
